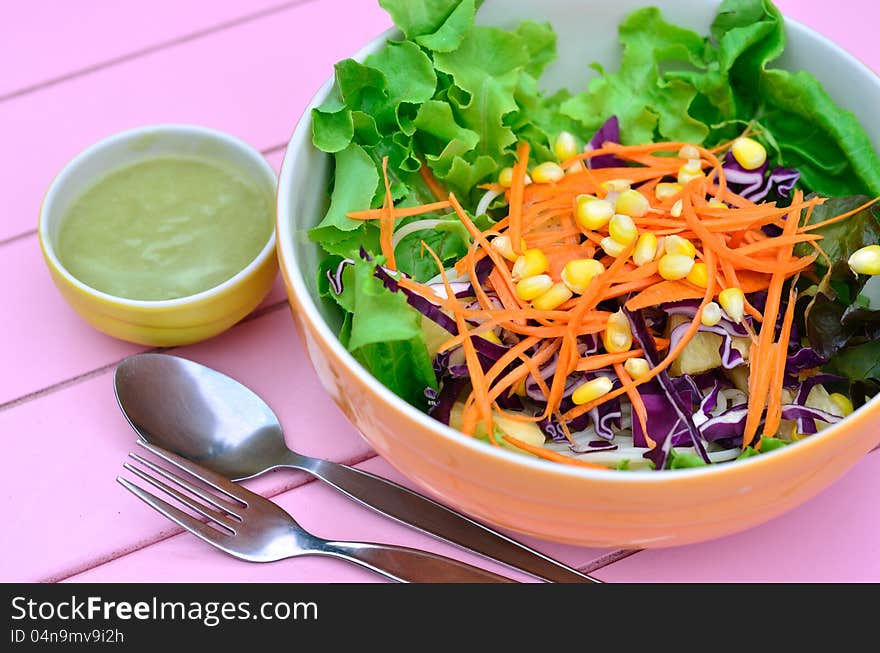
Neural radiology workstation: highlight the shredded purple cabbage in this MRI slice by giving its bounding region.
[625,308,709,468]
[327,258,355,295]
[588,397,623,441]
[667,318,747,370]
[586,116,624,169]
[786,348,828,375]
[791,374,846,433]
[700,405,750,443]
[428,378,467,425]
[722,152,800,203]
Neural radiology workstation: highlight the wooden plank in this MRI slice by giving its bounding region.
[65,456,613,583]
[0,308,374,582]
[0,150,286,407]
[594,451,880,582]
[0,1,302,99]
[0,0,390,242]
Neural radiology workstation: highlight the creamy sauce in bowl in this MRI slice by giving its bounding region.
[57,157,273,301]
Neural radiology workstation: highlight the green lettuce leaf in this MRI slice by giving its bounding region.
[560,7,710,144]
[794,196,880,279]
[379,0,470,40]
[394,219,470,282]
[433,26,528,165]
[667,449,708,469]
[415,0,476,52]
[344,258,438,407]
[309,143,379,242]
[311,94,354,153]
[827,341,880,383]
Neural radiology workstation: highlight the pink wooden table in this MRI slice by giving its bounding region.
[2,0,878,584]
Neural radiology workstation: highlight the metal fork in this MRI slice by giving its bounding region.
[118,441,514,583]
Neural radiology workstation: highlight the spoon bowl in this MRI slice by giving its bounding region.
[115,353,294,480]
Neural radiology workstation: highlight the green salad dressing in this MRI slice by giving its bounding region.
[58,157,273,301]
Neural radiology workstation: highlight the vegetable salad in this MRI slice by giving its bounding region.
[311,0,880,470]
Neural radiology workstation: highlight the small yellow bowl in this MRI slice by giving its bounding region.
[39,124,278,347]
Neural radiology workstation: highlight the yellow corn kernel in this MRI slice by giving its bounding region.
[516,274,553,301]
[655,183,683,201]
[654,237,667,261]
[848,245,880,276]
[532,282,574,311]
[513,378,527,397]
[553,131,578,162]
[478,330,503,345]
[576,196,614,230]
[678,159,705,184]
[670,200,683,218]
[708,200,728,209]
[561,258,605,294]
[609,214,638,245]
[601,179,633,193]
[632,233,659,266]
[731,137,767,171]
[701,301,723,327]
[623,357,651,380]
[566,161,585,175]
[512,248,549,280]
[615,189,651,218]
[687,262,709,288]
[524,173,532,185]
[603,310,633,354]
[531,161,565,184]
[498,167,514,187]
[718,287,746,322]
[678,144,701,159]
[572,376,614,406]
[658,254,696,281]
[490,235,526,262]
[829,393,854,417]
[600,237,628,258]
[665,234,697,258]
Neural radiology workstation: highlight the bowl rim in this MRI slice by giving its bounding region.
[276,7,880,483]
[39,123,278,309]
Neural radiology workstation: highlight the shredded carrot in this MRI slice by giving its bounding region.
[379,157,396,270]
[508,142,530,257]
[801,196,880,232]
[614,362,654,449]
[763,287,798,438]
[419,160,446,201]
[501,435,607,469]
[342,136,874,470]
[347,200,451,221]
[743,190,805,447]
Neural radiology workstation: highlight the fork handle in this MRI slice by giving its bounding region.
[319,541,515,583]
[291,455,595,583]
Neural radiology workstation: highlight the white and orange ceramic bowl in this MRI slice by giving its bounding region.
[276,0,880,547]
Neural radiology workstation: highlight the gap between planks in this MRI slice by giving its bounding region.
[0,142,288,249]
[0,299,289,415]
[0,0,318,104]
[50,445,636,584]
[48,447,380,583]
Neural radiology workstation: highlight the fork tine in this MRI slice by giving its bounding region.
[117,477,231,548]
[136,440,257,504]
[124,461,238,532]
[127,452,242,518]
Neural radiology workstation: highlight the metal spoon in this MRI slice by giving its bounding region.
[114,353,598,583]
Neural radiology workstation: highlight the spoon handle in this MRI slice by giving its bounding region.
[317,540,515,583]
[293,456,599,583]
